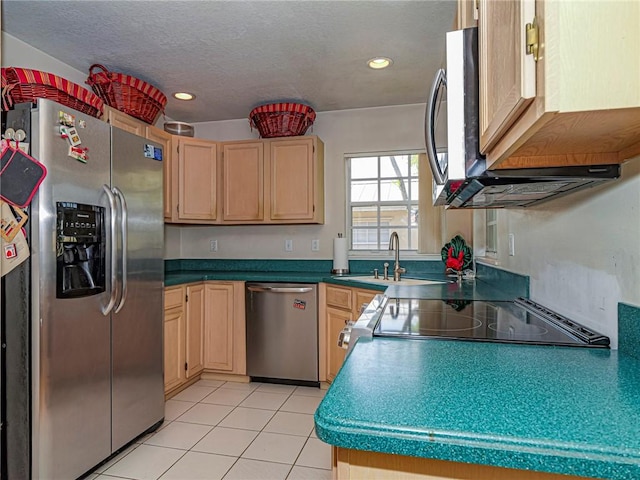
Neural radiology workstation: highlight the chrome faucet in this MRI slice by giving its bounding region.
[388,231,406,281]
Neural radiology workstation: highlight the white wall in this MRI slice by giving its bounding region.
[169,104,471,260]
[474,159,640,349]
[2,32,87,85]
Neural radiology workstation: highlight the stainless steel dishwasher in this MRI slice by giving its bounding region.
[246,282,319,386]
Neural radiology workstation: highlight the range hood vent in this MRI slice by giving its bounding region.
[448,164,621,208]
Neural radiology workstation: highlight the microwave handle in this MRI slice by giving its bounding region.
[425,68,446,185]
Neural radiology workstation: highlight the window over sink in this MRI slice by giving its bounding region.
[346,152,442,255]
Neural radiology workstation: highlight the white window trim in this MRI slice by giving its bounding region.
[345,150,437,258]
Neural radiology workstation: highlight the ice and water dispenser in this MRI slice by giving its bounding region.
[56,202,105,298]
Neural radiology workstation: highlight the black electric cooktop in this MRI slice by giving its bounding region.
[373,297,609,347]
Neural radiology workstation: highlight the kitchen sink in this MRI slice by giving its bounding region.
[341,276,447,286]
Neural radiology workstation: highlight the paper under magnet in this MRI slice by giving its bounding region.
[4,243,17,259]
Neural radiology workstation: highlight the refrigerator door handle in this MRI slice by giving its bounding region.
[113,187,128,313]
[102,184,118,315]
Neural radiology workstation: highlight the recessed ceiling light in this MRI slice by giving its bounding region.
[173,92,196,101]
[367,57,393,69]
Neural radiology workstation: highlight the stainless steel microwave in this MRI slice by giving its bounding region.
[425,27,484,207]
[424,27,619,209]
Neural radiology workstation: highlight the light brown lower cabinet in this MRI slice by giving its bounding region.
[322,284,377,383]
[326,306,352,381]
[333,447,586,480]
[203,281,246,375]
[164,286,186,392]
[185,283,205,379]
[164,281,246,395]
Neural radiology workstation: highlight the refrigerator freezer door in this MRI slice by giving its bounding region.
[31,99,112,479]
[110,127,165,451]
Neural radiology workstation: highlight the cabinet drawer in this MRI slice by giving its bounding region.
[326,285,352,310]
[165,286,184,310]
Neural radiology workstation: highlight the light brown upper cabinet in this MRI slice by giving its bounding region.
[220,135,324,225]
[102,107,174,221]
[478,0,536,154]
[269,137,324,223]
[479,0,640,169]
[221,141,265,222]
[145,125,173,221]
[175,137,218,223]
[456,0,478,29]
[104,106,145,136]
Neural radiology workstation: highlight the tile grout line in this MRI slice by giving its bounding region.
[105,380,326,479]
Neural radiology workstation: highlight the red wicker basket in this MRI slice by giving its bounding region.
[87,64,167,124]
[1,67,104,118]
[249,103,316,138]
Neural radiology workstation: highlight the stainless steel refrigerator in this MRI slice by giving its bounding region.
[1,99,165,479]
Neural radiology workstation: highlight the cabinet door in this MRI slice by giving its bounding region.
[479,0,536,152]
[352,289,377,318]
[457,0,478,29]
[185,284,205,378]
[203,283,236,371]
[326,285,353,310]
[269,138,316,221]
[178,138,218,221]
[164,307,185,392]
[222,142,264,221]
[327,306,353,382]
[145,125,173,221]
[106,107,145,136]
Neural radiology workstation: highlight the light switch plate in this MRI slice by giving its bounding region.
[285,239,293,252]
[210,239,218,252]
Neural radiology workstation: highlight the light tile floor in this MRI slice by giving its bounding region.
[86,380,331,480]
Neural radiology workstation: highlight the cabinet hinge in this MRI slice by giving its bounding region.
[185,294,189,302]
[177,144,180,154]
[525,17,539,62]
[176,204,179,213]
[184,362,188,371]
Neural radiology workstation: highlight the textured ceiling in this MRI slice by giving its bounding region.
[2,0,456,123]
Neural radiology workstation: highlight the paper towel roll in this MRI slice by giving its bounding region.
[332,237,349,274]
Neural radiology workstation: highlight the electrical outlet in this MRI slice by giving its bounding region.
[311,239,320,251]
[285,239,293,252]
[210,239,218,252]
[508,233,515,256]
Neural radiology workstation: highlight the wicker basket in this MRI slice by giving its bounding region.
[249,103,316,138]
[1,67,104,118]
[87,64,166,124]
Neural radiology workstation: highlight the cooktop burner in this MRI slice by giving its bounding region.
[373,297,609,347]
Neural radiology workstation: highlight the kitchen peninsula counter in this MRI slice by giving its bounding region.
[314,337,640,479]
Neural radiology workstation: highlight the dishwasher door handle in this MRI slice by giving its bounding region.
[247,286,314,294]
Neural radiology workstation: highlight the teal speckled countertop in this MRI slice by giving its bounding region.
[165,270,331,286]
[164,259,529,300]
[315,338,640,479]
[166,272,525,301]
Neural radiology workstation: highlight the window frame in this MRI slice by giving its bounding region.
[345,151,422,255]
[485,209,498,258]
